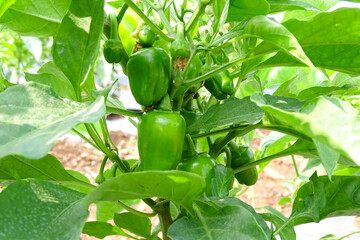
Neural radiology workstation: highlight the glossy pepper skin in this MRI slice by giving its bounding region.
[138,24,156,47]
[177,153,216,195]
[204,70,235,100]
[183,54,202,81]
[229,142,258,186]
[104,12,124,64]
[138,111,186,170]
[127,47,171,106]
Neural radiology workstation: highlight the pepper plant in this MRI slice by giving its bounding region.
[1,0,360,239]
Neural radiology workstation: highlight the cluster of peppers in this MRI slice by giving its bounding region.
[102,12,258,194]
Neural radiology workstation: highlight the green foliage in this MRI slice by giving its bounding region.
[1,0,360,239]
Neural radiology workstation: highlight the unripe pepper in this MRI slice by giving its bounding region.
[204,69,235,100]
[138,110,186,170]
[170,22,191,69]
[177,153,216,195]
[127,47,171,107]
[103,12,124,64]
[138,24,156,48]
[228,141,258,186]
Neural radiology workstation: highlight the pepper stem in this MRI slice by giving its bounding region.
[175,22,186,40]
[109,12,119,40]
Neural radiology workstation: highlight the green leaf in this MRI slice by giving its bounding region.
[259,8,360,75]
[244,15,315,69]
[187,97,264,133]
[268,0,319,13]
[0,154,92,187]
[210,165,235,198]
[290,174,360,225]
[168,197,271,240]
[0,0,16,18]
[0,180,88,240]
[0,82,106,159]
[25,61,76,100]
[226,0,270,23]
[0,0,71,36]
[82,221,133,239]
[52,0,104,98]
[96,199,140,222]
[260,213,296,240]
[114,212,152,238]
[251,94,360,169]
[273,69,326,98]
[85,171,205,212]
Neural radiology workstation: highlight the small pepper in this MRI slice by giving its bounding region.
[103,12,124,64]
[138,110,186,170]
[138,23,156,48]
[170,22,191,69]
[127,47,171,107]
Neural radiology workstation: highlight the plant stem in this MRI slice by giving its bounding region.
[117,3,129,22]
[191,124,251,139]
[107,106,143,117]
[185,2,206,34]
[122,0,173,42]
[289,143,299,177]
[71,128,101,151]
[210,124,258,159]
[85,123,130,172]
[183,53,266,87]
[117,200,157,217]
[158,201,172,240]
[185,134,197,156]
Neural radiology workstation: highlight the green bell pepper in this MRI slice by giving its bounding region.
[177,153,216,195]
[170,22,191,69]
[138,23,156,48]
[127,47,171,107]
[138,110,186,170]
[103,12,124,64]
[204,69,235,100]
[228,141,258,186]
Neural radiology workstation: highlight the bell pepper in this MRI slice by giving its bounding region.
[183,54,202,81]
[138,23,156,48]
[177,153,216,195]
[138,110,186,170]
[170,22,191,69]
[228,141,258,186]
[103,12,124,64]
[127,47,171,107]
[204,69,235,100]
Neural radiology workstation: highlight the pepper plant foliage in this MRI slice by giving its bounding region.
[1,0,360,239]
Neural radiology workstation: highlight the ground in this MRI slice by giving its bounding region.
[49,129,306,240]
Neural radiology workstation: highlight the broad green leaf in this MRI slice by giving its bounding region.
[297,86,344,101]
[282,0,339,22]
[0,0,71,36]
[251,94,360,168]
[0,82,106,159]
[25,61,76,100]
[114,212,151,238]
[273,69,326,98]
[82,221,133,239]
[258,8,360,75]
[187,97,264,133]
[168,197,271,240]
[0,154,92,187]
[0,0,16,18]
[96,199,140,222]
[235,77,262,98]
[243,16,314,69]
[85,171,205,212]
[52,0,104,98]
[260,213,296,240]
[226,0,269,22]
[210,165,234,198]
[0,179,88,240]
[268,0,319,13]
[290,174,360,225]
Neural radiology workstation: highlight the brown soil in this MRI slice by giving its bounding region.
[50,130,303,240]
